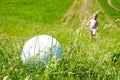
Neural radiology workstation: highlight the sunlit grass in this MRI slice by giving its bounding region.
[112,0,120,9]
[0,0,120,79]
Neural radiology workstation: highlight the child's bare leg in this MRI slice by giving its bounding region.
[92,30,96,36]
[90,31,93,39]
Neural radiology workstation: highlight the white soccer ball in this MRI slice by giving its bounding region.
[21,35,62,64]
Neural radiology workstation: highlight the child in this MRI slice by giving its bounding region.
[87,13,98,38]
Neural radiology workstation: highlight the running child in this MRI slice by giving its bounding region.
[87,13,98,38]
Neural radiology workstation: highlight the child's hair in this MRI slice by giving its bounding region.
[93,13,98,18]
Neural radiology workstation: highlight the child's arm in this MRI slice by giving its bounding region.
[96,26,98,31]
[86,20,91,26]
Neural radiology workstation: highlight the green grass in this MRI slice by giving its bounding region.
[0,0,120,79]
[98,0,120,20]
[0,0,73,24]
[112,0,120,9]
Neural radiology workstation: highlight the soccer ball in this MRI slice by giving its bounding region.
[21,35,62,64]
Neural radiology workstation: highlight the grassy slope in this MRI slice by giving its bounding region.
[0,0,73,48]
[0,0,74,79]
[0,0,73,24]
[112,0,120,9]
[63,0,120,79]
[98,0,120,26]
[0,0,120,79]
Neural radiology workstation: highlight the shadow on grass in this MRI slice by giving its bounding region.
[111,51,120,66]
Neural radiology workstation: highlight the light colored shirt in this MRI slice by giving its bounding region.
[88,19,98,29]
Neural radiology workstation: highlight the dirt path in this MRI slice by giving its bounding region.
[62,0,77,27]
[96,0,118,28]
[62,0,117,28]
[96,0,112,23]
[78,0,92,25]
[62,0,98,27]
[107,0,120,12]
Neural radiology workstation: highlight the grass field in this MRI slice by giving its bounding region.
[112,0,120,9]
[0,0,120,79]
